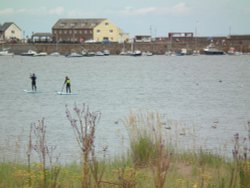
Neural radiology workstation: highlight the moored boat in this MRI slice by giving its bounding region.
[0,49,14,56]
[34,52,47,56]
[66,52,83,57]
[21,50,37,56]
[50,52,61,56]
[131,50,142,56]
[227,47,242,55]
[203,43,225,55]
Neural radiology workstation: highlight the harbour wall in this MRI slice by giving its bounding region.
[4,36,250,55]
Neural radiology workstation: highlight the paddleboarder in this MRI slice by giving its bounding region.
[64,76,71,93]
[30,73,37,91]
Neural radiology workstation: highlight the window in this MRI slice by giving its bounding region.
[64,30,67,34]
[11,30,15,34]
[97,29,101,33]
[105,22,109,26]
[84,30,88,34]
[109,29,113,33]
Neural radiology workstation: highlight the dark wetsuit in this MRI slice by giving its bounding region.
[30,74,37,91]
[64,77,71,93]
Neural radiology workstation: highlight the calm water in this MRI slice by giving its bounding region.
[0,55,250,163]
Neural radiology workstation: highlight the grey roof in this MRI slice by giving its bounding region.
[52,18,106,29]
[32,32,52,37]
[0,22,21,31]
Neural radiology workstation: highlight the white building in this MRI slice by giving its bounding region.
[0,22,22,42]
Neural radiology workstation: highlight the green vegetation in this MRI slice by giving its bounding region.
[0,105,249,188]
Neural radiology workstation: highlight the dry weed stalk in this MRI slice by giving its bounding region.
[27,118,60,188]
[66,103,101,188]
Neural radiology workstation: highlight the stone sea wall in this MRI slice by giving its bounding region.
[4,36,250,55]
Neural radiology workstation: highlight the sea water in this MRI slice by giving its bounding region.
[0,54,249,163]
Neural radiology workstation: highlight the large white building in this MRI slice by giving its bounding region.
[0,22,22,42]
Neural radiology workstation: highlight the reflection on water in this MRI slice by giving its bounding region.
[0,55,250,163]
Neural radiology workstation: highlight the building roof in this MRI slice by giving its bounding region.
[32,32,52,37]
[52,18,107,29]
[0,22,21,31]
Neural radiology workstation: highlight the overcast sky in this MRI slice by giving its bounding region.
[1,0,250,38]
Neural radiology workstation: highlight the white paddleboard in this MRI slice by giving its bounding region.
[57,91,76,95]
[24,89,41,93]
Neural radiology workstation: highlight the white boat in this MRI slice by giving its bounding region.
[180,48,187,55]
[142,51,153,56]
[203,43,225,55]
[0,49,14,56]
[34,52,47,56]
[192,50,200,56]
[95,51,104,56]
[66,52,83,57]
[21,50,37,56]
[131,50,142,56]
[50,52,61,56]
[103,49,110,56]
[86,52,95,57]
[165,51,175,56]
[227,47,242,55]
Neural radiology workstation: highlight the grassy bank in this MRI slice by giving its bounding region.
[0,105,249,188]
[1,151,249,188]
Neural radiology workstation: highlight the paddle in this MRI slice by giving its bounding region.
[60,83,65,93]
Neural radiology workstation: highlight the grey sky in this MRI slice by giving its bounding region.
[1,0,249,37]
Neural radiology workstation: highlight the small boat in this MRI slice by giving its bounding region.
[81,50,95,57]
[165,51,176,56]
[142,51,153,56]
[203,43,225,55]
[131,50,142,56]
[21,50,37,56]
[95,51,104,56]
[66,52,83,57]
[0,48,14,56]
[192,50,200,56]
[180,48,187,55]
[50,52,61,56]
[227,47,242,56]
[120,50,131,56]
[103,49,110,56]
[34,52,47,56]
[86,52,95,57]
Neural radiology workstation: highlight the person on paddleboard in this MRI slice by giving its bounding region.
[64,76,71,93]
[30,73,37,91]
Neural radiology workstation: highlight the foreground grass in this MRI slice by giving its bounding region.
[0,152,248,188]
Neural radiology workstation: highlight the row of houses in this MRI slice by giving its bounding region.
[1,19,250,49]
[1,18,130,44]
